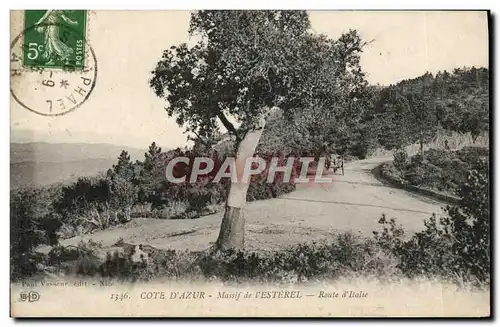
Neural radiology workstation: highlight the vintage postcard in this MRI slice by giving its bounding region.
[10,10,490,317]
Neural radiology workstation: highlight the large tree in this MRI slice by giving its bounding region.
[377,67,489,152]
[406,88,439,156]
[376,75,439,156]
[376,88,415,152]
[150,10,368,250]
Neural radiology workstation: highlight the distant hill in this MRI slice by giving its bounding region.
[11,142,146,164]
[10,142,147,189]
[11,159,119,189]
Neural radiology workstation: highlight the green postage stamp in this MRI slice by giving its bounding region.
[23,10,87,70]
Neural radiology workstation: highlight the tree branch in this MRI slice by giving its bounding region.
[189,130,212,147]
[217,112,241,142]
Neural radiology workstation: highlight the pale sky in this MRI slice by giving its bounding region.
[10,11,489,149]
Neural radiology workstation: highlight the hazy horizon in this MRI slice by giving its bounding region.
[10,11,489,149]
[10,128,169,150]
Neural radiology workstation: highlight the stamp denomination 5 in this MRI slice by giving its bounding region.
[10,10,97,117]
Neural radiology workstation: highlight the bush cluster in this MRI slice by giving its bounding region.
[374,158,490,285]
[11,143,489,285]
[17,158,488,286]
[10,142,299,279]
[10,186,61,280]
[388,146,488,194]
[81,233,393,284]
[76,159,489,286]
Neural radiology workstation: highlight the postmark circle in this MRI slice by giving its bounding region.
[10,22,98,117]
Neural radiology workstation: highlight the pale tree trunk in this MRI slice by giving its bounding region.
[216,125,266,251]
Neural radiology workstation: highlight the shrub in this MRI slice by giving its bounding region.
[54,176,111,216]
[130,203,153,217]
[99,247,156,283]
[57,223,85,240]
[109,175,138,216]
[130,202,192,219]
[389,146,489,195]
[82,232,397,284]
[446,158,489,281]
[456,146,489,164]
[29,160,490,288]
[373,159,490,284]
[51,174,141,233]
[10,187,60,280]
[425,148,452,166]
[372,214,405,253]
[404,162,443,189]
[393,150,408,171]
[349,141,375,160]
[74,240,104,276]
[380,162,403,183]
[155,201,190,219]
[439,158,468,191]
[246,154,298,201]
[76,203,114,230]
[46,240,103,277]
[152,148,297,212]
[10,141,301,278]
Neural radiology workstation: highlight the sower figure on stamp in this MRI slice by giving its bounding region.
[34,10,78,65]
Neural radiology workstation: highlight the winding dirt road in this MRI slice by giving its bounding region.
[63,157,448,252]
